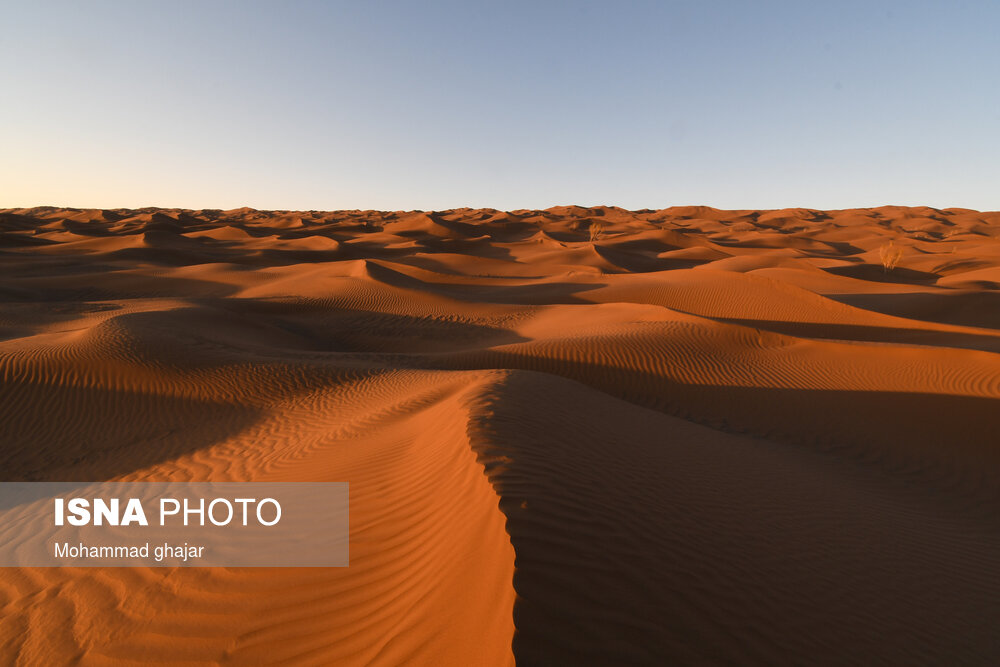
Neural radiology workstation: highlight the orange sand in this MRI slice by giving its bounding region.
[1,205,999,664]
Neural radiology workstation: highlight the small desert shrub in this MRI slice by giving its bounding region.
[879,241,903,273]
[589,222,607,243]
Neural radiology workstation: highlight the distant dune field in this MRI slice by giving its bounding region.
[1,205,999,665]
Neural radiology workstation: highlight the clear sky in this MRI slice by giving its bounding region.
[3,1,998,211]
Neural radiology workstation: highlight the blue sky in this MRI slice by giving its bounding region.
[2,1,998,211]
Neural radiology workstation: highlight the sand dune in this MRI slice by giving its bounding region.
[1,205,999,665]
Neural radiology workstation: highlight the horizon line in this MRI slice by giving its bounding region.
[4,203,999,215]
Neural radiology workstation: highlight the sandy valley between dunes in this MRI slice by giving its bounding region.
[1,205,999,665]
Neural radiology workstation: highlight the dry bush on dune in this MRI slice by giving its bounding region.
[589,221,607,243]
[879,241,903,272]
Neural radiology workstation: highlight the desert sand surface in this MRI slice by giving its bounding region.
[1,204,999,665]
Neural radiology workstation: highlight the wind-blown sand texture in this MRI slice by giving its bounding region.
[1,205,999,665]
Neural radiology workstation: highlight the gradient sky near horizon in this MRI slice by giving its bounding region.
[3,1,999,211]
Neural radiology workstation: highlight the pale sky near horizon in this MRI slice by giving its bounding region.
[3,1,999,211]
